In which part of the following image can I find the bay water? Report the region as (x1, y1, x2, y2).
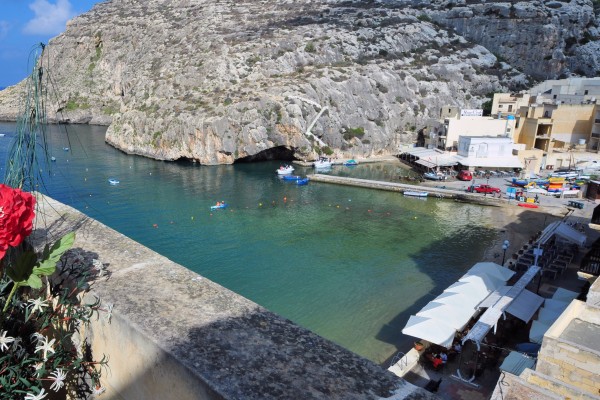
(0, 122, 500, 364)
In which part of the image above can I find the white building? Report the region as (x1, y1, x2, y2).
(456, 136, 523, 170)
(431, 107, 517, 151)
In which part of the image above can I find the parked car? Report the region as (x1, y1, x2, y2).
(467, 184, 501, 194)
(457, 170, 473, 181)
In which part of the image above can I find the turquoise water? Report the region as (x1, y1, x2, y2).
(0, 122, 500, 364)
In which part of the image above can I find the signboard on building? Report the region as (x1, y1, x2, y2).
(460, 109, 484, 117)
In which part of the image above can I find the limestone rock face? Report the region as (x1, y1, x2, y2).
(0, 0, 597, 164)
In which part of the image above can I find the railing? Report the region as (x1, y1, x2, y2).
(389, 352, 408, 369)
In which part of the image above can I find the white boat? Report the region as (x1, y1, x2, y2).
(313, 157, 332, 169)
(276, 165, 294, 175)
(108, 178, 120, 185)
(404, 191, 428, 197)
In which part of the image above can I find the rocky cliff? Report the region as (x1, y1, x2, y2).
(0, 0, 597, 164)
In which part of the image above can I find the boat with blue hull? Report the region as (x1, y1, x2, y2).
(296, 178, 309, 186)
(282, 175, 303, 181)
(404, 191, 428, 197)
(210, 203, 228, 210)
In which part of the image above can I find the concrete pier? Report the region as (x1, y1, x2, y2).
(308, 174, 506, 207)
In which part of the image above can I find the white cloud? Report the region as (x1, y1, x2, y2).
(0, 21, 9, 40)
(23, 0, 75, 35)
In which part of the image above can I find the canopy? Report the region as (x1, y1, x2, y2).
(499, 351, 536, 376)
(552, 288, 579, 302)
(416, 302, 475, 331)
(505, 289, 544, 323)
(401, 315, 456, 348)
(529, 320, 552, 344)
(466, 262, 515, 282)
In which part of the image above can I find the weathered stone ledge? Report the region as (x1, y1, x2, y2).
(33, 194, 437, 399)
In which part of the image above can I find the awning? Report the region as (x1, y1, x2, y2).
(552, 288, 579, 302)
(529, 320, 552, 344)
(505, 289, 544, 323)
(459, 273, 505, 294)
(401, 315, 456, 348)
(499, 351, 536, 376)
(416, 302, 475, 331)
(456, 155, 523, 169)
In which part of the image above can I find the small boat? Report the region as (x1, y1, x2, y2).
(108, 178, 120, 185)
(50, 156, 56, 162)
(423, 172, 447, 181)
(210, 203, 228, 210)
(344, 159, 358, 166)
(314, 157, 332, 169)
(0, 133, 5, 137)
(282, 175, 302, 181)
(518, 203, 539, 208)
(276, 165, 294, 175)
(63, 147, 69, 151)
(296, 178, 309, 186)
(404, 191, 428, 197)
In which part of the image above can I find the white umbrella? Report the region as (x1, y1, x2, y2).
(416, 302, 475, 331)
(467, 262, 515, 282)
(402, 315, 456, 348)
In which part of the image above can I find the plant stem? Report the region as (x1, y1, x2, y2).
(2, 283, 19, 313)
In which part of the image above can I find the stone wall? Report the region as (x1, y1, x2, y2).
(33, 194, 435, 399)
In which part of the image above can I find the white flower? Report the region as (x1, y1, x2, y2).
(31, 332, 45, 344)
(28, 298, 49, 315)
(24, 388, 47, 400)
(33, 362, 45, 377)
(92, 385, 106, 395)
(0, 330, 15, 352)
(103, 304, 114, 323)
(49, 368, 67, 392)
(34, 336, 56, 361)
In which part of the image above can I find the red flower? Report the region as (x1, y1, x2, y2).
(0, 184, 36, 260)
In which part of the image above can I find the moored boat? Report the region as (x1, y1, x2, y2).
(282, 175, 302, 181)
(313, 157, 332, 169)
(344, 159, 358, 166)
(276, 165, 294, 175)
(296, 178, 309, 186)
(108, 178, 120, 185)
(404, 191, 428, 197)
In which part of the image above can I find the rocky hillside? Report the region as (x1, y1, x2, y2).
(0, 0, 597, 164)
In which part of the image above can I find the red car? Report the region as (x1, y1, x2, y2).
(468, 184, 501, 194)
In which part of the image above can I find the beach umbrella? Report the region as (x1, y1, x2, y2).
(402, 315, 456, 348)
(416, 302, 475, 331)
(467, 262, 515, 282)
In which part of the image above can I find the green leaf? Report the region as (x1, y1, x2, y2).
(25, 274, 43, 289)
(5, 250, 37, 282)
(32, 232, 76, 280)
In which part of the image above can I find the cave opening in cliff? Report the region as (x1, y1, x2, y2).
(234, 146, 296, 163)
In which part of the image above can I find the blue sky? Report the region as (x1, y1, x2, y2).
(0, 0, 100, 88)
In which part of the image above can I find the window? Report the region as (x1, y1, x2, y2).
(508, 105, 513, 112)
(585, 90, 589, 95)
(499, 104, 503, 108)
(553, 95, 557, 99)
